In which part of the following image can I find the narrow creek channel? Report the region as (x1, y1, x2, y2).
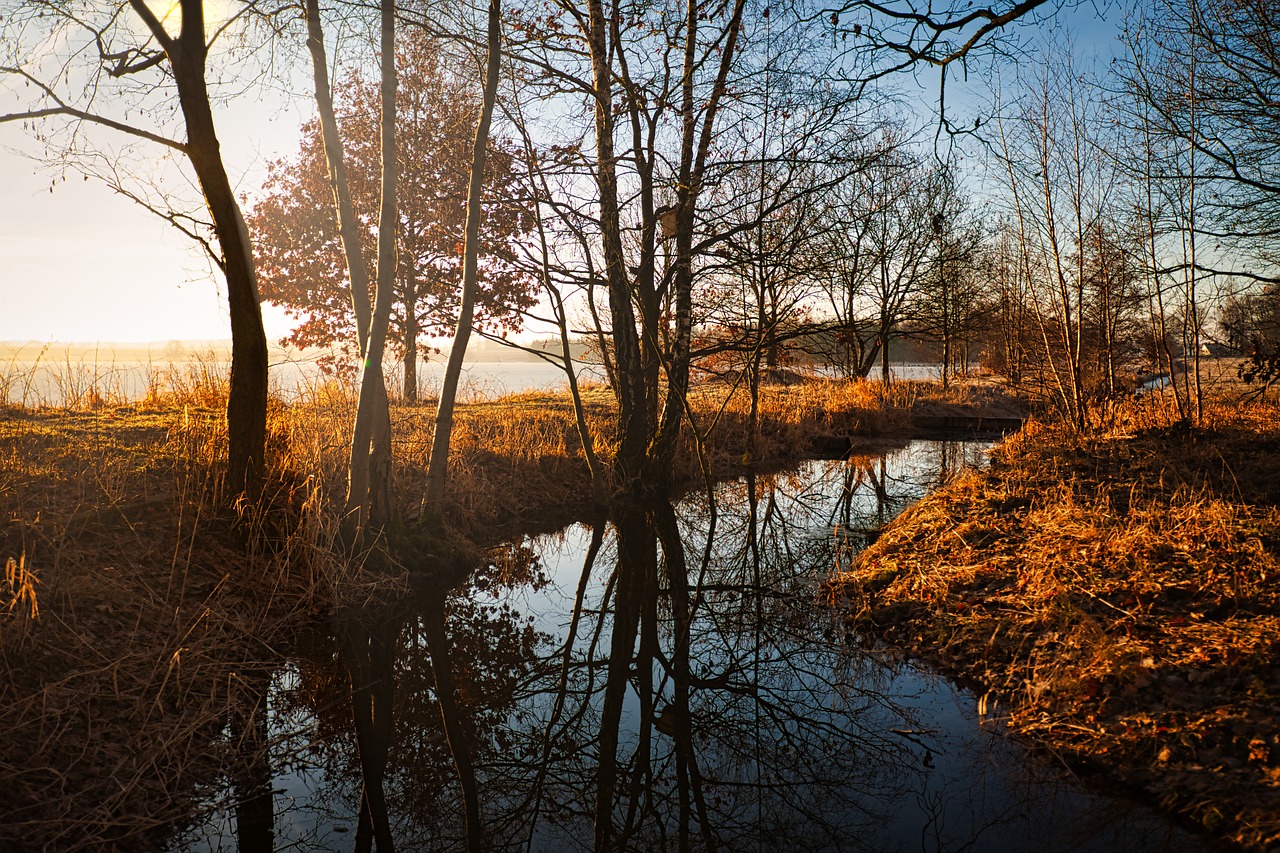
(172, 439, 1216, 852)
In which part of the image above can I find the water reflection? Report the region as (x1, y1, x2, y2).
(174, 440, 1214, 853)
(227, 668, 272, 853)
(341, 615, 396, 852)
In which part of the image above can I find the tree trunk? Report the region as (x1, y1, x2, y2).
(858, 338, 881, 379)
(940, 269, 951, 389)
(403, 267, 419, 404)
(1186, 19, 1204, 424)
(585, 0, 649, 488)
(130, 0, 268, 502)
(344, 0, 397, 535)
(651, 0, 748, 483)
(941, 330, 951, 389)
(423, 0, 501, 512)
(304, 0, 373, 357)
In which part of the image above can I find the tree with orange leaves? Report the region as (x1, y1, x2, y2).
(249, 33, 535, 402)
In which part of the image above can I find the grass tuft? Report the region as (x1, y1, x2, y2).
(3, 552, 38, 622)
(0, 362, 1026, 849)
(830, 395, 1280, 850)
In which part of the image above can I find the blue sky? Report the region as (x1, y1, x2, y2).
(0, 0, 1126, 344)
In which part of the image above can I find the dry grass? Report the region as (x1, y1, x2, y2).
(830, 392, 1280, 850)
(0, 357, 1026, 849)
(0, 372, 359, 850)
(268, 373, 1025, 538)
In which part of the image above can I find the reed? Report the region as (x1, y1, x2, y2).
(0, 358, 359, 850)
(0, 362, 1027, 848)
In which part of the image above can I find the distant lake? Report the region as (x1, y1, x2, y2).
(0, 356, 610, 407)
(273, 359, 611, 402)
(1, 353, 945, 407)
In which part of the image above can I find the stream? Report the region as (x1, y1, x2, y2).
(171, 439, 1216, 853)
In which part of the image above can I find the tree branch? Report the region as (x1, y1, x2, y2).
(0, 68, 187, 153)
(125, 0, 176, 54)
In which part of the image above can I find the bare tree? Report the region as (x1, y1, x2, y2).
(1, 1, 269, 501)
(911, 174, 985, 387)
(1111, 0, 1280, 416)
(824, 140, 950, 382)
(492, 0, 756, 493)
(994, 49, 1125, 429)
(980, 220, 1035, 386)
(424, 0, 504, 513)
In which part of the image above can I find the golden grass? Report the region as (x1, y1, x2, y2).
(262, 373, 1025, 538)
(0, 374, 359, 850)
(3, 553, 38, 621)
(829, 393, 1280, 850)
(0, 357, 1027, 849)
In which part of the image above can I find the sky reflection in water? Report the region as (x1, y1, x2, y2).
(175, 439, 1214, 853)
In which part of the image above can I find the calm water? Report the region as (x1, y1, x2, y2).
(0, 356, 607, 406)
(168, 440, 1214, 853)
(1, 355, 943, 407)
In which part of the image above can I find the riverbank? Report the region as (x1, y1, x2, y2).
(830, 398, 1280, 850)
(385, 375, 1024, 537)
(0, 374, 1024, 849)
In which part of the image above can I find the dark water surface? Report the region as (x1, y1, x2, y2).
(173, 440, 1215, 853)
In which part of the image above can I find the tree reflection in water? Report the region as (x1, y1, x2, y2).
(227, 666, 273, 853)
(183, 440, 1209, 853)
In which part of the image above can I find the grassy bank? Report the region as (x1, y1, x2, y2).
(0, 371, 1021, 850)
(227, 374, 1021, 539)
(0, 408, 323, 849)
(830, 398, 1280, 850)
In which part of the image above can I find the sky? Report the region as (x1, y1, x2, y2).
(0, 1, 1123, 346)
(0, 157, 299, 343)
(0, 55, 309, 344)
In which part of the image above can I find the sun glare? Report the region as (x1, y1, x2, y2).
(127, 1, 246, 42)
